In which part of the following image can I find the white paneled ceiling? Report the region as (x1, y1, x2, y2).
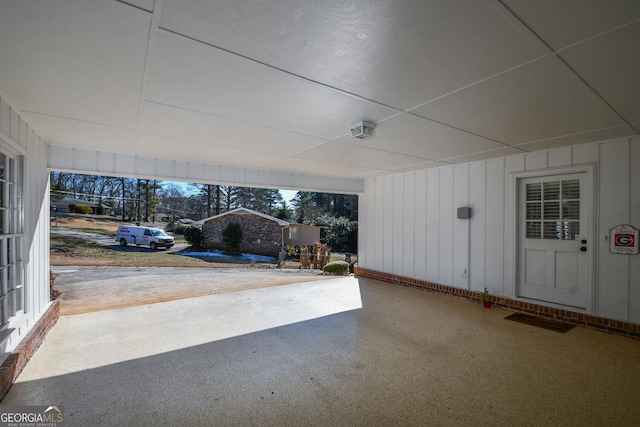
(0, 0, 638, 180)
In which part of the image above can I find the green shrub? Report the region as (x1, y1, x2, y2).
(69, 204, 93, 214)
(222, 222, 242, 253)
(322, 260, 349, 276)
(183, 226, 202, 247)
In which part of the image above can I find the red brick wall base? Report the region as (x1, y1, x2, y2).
(355, 267, 640, 340)
(0, 300, 60, 401)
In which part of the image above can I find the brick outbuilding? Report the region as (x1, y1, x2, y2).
(201, 208, 290, 256)
(200, 208, 322, 256)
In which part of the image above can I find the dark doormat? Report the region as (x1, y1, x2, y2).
(505, 312, 575, 333)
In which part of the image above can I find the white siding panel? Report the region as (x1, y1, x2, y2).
(116, 153, 135, 175)
(358, 190, 368, 270)
(438, 167, 454, 285)
(302, 174, 315, 190)
(173, 160, 189, 181)
(49, 145, 73, 170)
(281, 172, 294, 188)
(504, 155, 524, 298)
(0, 97, 10, 136)
(10, 106, 19, 142)
(137, 156, 156, 177)
(403, 173, 415, 277)
(572, 142, 599, 165)
(484, 159, 505, 293)
(35, 138, 50, 322)
(186, 162, 204, 181)
(25, 128, 34, 160)
(453, 164, 469, 289)
(360, 137, 638, 325)
(49, 145, 365, 194)
(97, 151, 115, 174)
(469, 161, 486, 291)
(157, 158, 174, 177)
(291, 173, 304, 189)
(18, 117, 28, 148)
(204, 165, 220, 182)
(0, 100, 53, 354)
(219, 165, 235, 183)
(426, 169, 440, 282)
(524, 151, 547, 170)
(30, 177, 49, 317)
(233, 168, 246, 184)
(374, 178, 384, 270)
(281, 172, 297, 189)
(597, 140, 630, 320)
(548, 146, 572, 168)
(383, 177, 394, 273)
(414, 169, 427, 280)
(268, 169, 282, 188)
(393, 175, 404, 275)
(75, 149, 97, 172)
(244, 168, 258, 186)
(630, 138, 640, 323)
(173, 160, 191, 181)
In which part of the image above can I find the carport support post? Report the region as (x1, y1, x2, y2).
(278, 247, 287, 268)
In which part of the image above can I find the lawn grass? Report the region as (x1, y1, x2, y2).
(50, 233, 263, 268)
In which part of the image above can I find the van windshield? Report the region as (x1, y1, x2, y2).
(152, 230, 169, 236)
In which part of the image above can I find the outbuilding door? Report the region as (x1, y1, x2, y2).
(517, 172, 592, 309)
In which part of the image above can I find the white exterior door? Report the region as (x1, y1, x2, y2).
(517, 173, 591, 309)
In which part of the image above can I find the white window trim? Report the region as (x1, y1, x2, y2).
(0, 140, 25, 330)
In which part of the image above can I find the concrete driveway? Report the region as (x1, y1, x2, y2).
(5, 277, 640, 426)
(52, 266, 336, 315)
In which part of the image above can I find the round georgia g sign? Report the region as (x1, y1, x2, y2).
(610, 225, 639, 254)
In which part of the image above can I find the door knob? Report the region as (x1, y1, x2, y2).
(581, 239, 587, 244)
(580, 247, 587, 252)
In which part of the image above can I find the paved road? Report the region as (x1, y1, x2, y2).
(52, 266, 335, 315)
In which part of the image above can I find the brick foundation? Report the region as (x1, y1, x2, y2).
(355, 267, 640, 340)
(0, 300, 60, 401)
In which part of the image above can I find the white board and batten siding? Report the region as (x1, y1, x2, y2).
(360, 137, 640, 324)
(0, 95, 51, 354)
(48, 145, 364, 196)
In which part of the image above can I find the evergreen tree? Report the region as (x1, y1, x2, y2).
(222, 222, 242, 253)
(274, 201, 293, 221)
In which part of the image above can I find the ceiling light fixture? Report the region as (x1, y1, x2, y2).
(349, 121, 376, 139)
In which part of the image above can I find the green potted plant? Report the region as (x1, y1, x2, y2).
(480, 287, 491, 308)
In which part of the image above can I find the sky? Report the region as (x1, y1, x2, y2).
(279, 189, 297, 205)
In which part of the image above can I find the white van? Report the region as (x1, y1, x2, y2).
(115, 225, 175, 250)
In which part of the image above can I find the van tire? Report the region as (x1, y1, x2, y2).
(120, 238, 127, 246)
(150, 242, 157, 250)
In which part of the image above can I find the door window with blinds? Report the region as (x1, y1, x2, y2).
(525, 179, 580, 240)
(0, 149, 24, 327)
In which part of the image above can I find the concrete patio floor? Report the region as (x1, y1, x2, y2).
(2, 277, 639, 426)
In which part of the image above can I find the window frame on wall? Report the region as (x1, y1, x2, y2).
(525, 178, 580, 241)
(0, 142, 25, 329)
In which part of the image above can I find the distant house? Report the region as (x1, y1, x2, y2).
(199, 208, 320, 256)
(51, 197, 111, 215)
